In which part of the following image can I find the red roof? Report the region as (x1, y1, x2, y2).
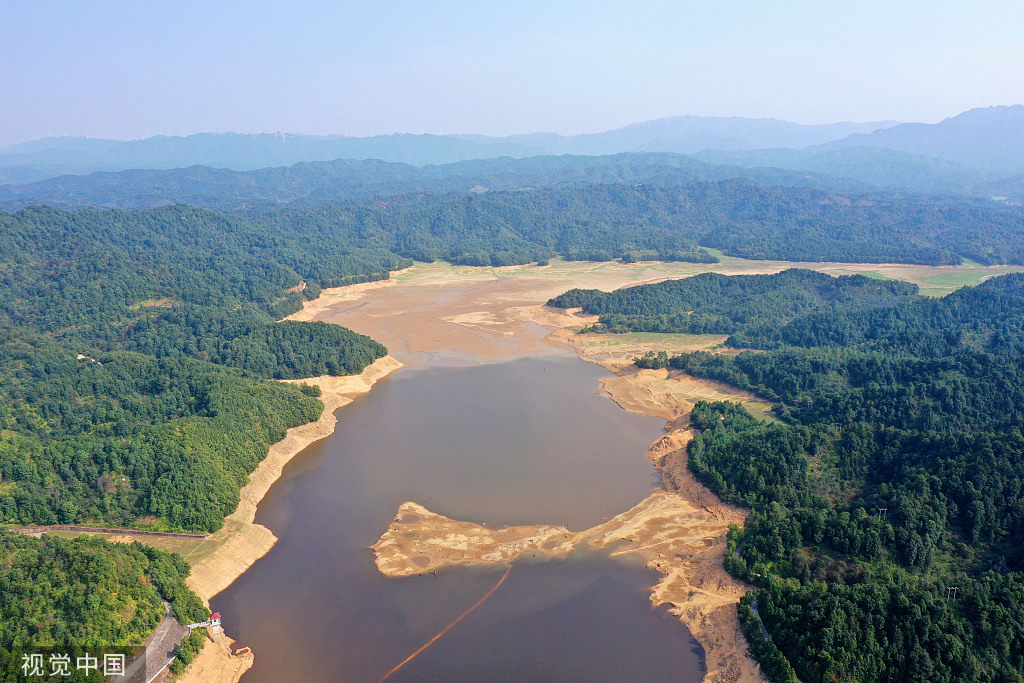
(210, 612, 221, 619)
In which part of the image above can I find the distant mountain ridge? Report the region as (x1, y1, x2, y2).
(818, 105, 1024, 172)
(455, 116, 899, 155)
(0, 115, 899, 184)
(2, 106, 1021, 197)
(685, 106, 1024, 196)
(0, 133, 538, 184)
(0, 152, 871, 211)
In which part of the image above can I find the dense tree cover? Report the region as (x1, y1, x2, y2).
(668, 275, 1024, 433)
(0, 205, 400, 361)
(9, 179, 1024, 282)
(0, 531, 205, 646)
(549, 269, 920, 338)
(0, 331, 323, 531)
(97, 313, 386, 379)
(680, 181, 1024, 266)
(0, 205, 396, 533)
(0, 152, 867, 211)
(270, 181, 1024, 265)
(248, 179, 1024, 266)
(0, 529, 208, 681)
(615, 272, 1024, 682)
(247, 192, 718, 267)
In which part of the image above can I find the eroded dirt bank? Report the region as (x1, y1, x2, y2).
(176, 355, 402, 683)
(372, 424, 762, 683)
(197, 257, 1015, 681)
(293, 262, 784, 682)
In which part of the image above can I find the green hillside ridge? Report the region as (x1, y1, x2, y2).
(548, 269, 922, 340)
(576, 271, 1024, 682)
(0, 205, 392, 533)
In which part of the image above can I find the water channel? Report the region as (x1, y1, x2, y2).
(212, 356, 706, 682)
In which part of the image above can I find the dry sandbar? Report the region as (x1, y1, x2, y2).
(198, 256, 1017, 682)
(372, 425, 762, 683)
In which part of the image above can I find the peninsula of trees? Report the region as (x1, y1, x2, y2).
(550, 271, 1024, 682)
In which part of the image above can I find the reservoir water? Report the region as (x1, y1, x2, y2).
(212, 356, 706, 682)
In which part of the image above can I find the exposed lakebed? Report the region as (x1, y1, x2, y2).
(212, 356, 705, 682)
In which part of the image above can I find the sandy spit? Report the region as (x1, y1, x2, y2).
(565, 335, 767, 683)
(373, 439, 763, 683)
(370, 327, 767, 682)
(177, 354, 402, 682)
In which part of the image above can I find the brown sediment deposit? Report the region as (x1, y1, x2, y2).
(373, 432, 762, 683)
(372, 502, 576, 577)
(175, 632, 254, 683)
(551, 326, 778, 424)
(171, 256, 1019, 680)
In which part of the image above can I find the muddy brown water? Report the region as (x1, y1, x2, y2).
(212, 356, 706, 682)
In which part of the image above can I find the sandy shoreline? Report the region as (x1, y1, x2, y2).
(371, 365, 765, 683)
(176, 354, 402, 683)
(177, 256, 1019, 681)
(258, 262, 778, 683)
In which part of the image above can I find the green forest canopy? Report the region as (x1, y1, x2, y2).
(570, 271, 1024, 682)
(0, 205, 393, 534)
(247, 180, 1024, 266)
(548, 268, 922, 342)
(2, 172, 1024, 665)
(0, 529, 209, 681)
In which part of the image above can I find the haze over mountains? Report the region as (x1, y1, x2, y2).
(0, 105, 1021, 207)
(820, 105, 1024, 171)
(698, 105, 1024, 190)
(0, 114, 901, 183)
(0, 153, 876, 211)
(452, 116, 898, 156)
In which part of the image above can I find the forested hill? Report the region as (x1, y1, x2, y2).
(0, 153, 859, 211)
(6, 176, 1024, 268)
(245, 180, 1024, 266)
(0, 204, 404, 345)
(548, 269, 922, 339)
(0, 204, 395, 534)
(602, 271, 1024, 682)
(248, 180, 1024, 266)
(0, 530, 209, 671)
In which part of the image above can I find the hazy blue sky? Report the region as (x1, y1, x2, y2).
(2, 0, 1022, 145)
